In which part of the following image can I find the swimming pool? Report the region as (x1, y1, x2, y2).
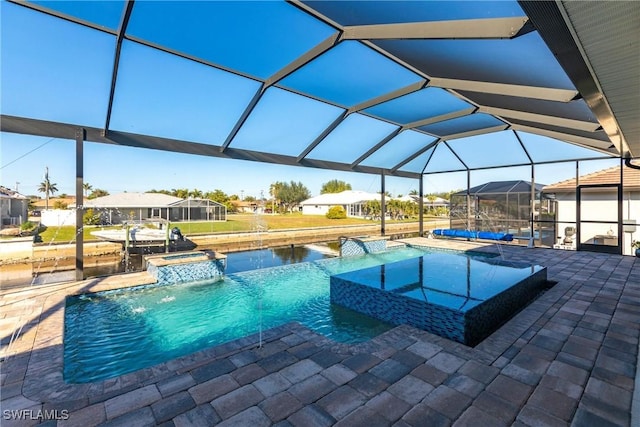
(64, 246, 429, 383)
(331, 253, 547, 345)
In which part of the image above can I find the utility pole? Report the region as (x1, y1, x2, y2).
(44, 166, 50, 210)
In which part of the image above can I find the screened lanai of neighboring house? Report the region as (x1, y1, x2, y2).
(83, 192, 227, 224)
(449, 181, 547, 241)
(1, 1, 638, 277)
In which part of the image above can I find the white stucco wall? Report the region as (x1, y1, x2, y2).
(302, 205, 330, 216)
(555, 190, 640, 256)
(41, 209, 77, 227)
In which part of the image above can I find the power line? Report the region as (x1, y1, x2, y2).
(0, 137, 56, 170)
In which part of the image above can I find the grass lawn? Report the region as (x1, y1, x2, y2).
(36, 213, 429, 243)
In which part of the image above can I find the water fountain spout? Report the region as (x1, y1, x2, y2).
(251, 210, 267, 349)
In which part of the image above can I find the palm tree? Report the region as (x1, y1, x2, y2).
(426, 194, 437, 215)
(172, 188, 189, 199)
(188, 189, 204, 199)
(83, 182, 93, 198)
(269, 181, 285, 213)
(37, 167, 58, 210)
(88, 188, 109, 199)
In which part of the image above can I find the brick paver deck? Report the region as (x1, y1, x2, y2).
(1, 239, 639, 426)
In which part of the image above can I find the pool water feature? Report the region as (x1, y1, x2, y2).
(144, 250, 227, 284)
(330, 252, 547, 346)
(64, 247, 430, 383)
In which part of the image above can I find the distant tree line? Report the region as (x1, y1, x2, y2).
(38, 173, 454, 218)
(146, 188, 238, 212)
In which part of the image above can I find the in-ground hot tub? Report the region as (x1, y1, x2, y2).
(330, 251, 547, 346)
(144, 250, 227, 284)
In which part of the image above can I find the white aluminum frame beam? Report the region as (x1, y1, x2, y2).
(348, 80, 427, 113)
(428, 77, 579, 102)
(264, 32, 341, 87)
(479, 106, 601, 132)
(391, 139, 440, 173)
(511, 124, 617, 155)
(404, 107, 476, 130)
(1, 114, 422, 179)
(440, 124, 509, 141)
(342, 17, 533, 40)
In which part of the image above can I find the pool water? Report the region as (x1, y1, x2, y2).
(330, 253, 546, 345)
(224, 245, 331, 274)
(335, 253, 544, 311)
(64, 247, 429, 383)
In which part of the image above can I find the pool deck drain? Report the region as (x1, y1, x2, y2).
(1, 238, 639, 426)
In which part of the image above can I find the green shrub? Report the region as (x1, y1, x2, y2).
(326, 206, 346, 219)
(19, 221, 45, 236)
(20, 221, 35, 231)
(83, 208, 101, 225)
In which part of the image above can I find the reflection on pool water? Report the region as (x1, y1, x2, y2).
(335, 254, 544, 311)
(223, 245, 331, 274)
(64, 247, 430, 383)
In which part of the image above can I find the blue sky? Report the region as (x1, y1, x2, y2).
(0, 1, 619, 199)
(0, 132, 619, 199)
(0, 132, 451, 198)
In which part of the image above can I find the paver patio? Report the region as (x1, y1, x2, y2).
(1, 238, 639, 426)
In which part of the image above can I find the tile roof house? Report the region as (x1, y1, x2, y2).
(32, 196, 83, 210)
(543, 165, 640, 255)
(543, 165, 640, 192)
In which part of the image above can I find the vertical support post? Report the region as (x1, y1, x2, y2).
(466, 170, 471, 234)
(505, 192, 509, 231)
(124, 223, 130, 266)
(75, 128, 85, 281)
(381, 170, 386, 236)
(165, 221, 170, 253)
(575, 161, 580, 248)
(418, 175, 424, 237)
(529, 164, 535, 248)
(619, 157, 624, 254)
